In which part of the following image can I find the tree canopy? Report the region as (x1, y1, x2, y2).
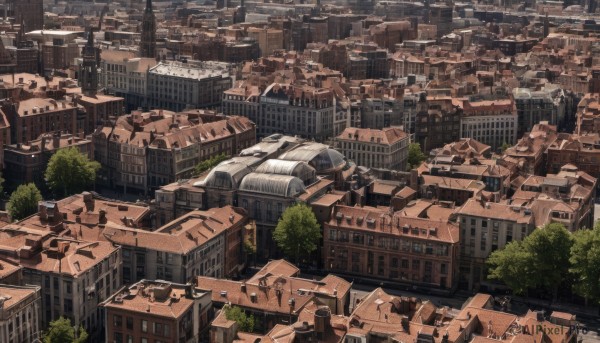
(273, 203, 321, 263)
(524, 223, 573, 298)
(487, 223, 573, 299)
(487, 241, 536, 295)
(194, 153, 229, 175)
(43, 317, 88, 343)
(500, 142, 512, 153)
(224, 305, 255, 333)
(407, 142, 427, 170)
(7, 183, 42, 221)
(45, 148, 100, 198)
(570, 222, 600, 305)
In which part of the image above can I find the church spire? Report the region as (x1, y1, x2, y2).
(80, 27, 99, 97)
(140, 0, 157, 58)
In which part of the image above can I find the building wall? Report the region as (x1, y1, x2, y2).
(460, 114, 518, 151)
(457, 212, 535, 290)
(0, 285, 41, 343)
(23, 248, 121, 340)
(146, 71, 232, 112)
(337, 136, 409, 170)
(323, 223, 459, 290)
(121, 235, 226, 285)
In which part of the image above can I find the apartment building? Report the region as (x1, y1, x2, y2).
(147, 61, 233, 112)
(257, 83, 335, 141)
(103, 206, 249, 284)
(513, 88, 562, 136)
(456, 199, 536, 290)
(504, 122, 558, 175)
(458, 97, 518, 151)
(247, 28, 284, 57)
(323, 205, 460, 292)
(99, 50, 158, 112)
(3, 132, 93, 191)
(101, 280, 212, 343)
(93, 110, 255, 193)
(221, 85, 260, 124)
(76, 94, 125, 133)
(415, 96, 462, 152)
(547, 133, 600, 178)
(2, 98, 83, 144)
(335, 127, 409, 170)
(196, 260, 351, 333)
(7, 232, 121, 339)
(0, 284, 41, 343)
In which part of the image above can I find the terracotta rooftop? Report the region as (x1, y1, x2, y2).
(103, 206, 247, 254)
(337, 127, 408, 146)
(102, 280, 204, 319)
(0, 285, 39, 311)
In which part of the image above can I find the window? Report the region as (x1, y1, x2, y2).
(113, 332, 123, 343)
(114, 315, 122, 327)
(412, 260, 420, 270)
(141, 320, 148, 333)
(153, 322, 163, 335)
(126, 317, 133, 330)
(164, 324, 170, 337)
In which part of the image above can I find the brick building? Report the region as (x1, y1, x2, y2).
(101, 280, 212, 343)
(2, 98, 83, 144)
(323, 205, 460, 292)
(3, 132, 93, 191)
(415, 96, 462, 152)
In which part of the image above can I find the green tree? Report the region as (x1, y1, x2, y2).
(524, 223, 573, 301)
(273, 203, 321, 263)
(407, 142, 427, 170)
(224, 305, 255, 333)
(7, 183, 42, 221)
(500, 142, 511, 153)
(487, 241, 536, 295)
(194, 153, 229, 175)
(45, 148, 100, 197)
(570, 223, 600, 305)
(487, 223, 573, 299)
(43, 317, 88, 343)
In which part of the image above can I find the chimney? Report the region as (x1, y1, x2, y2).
(52, 133, 60, 149)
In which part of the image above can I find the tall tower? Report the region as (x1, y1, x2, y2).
(140, 0, 157, 58)
(80, 29, 99, 97)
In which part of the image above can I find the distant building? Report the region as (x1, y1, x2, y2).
(335, 127, 409, 170)
(146, 61, 233, 112)
(100, 51, 157, 112)
(415, 96, 461, 152)
(458, 97, 518, 151)
(7, 0, 43, 32)
(101, 280, 212, 343)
